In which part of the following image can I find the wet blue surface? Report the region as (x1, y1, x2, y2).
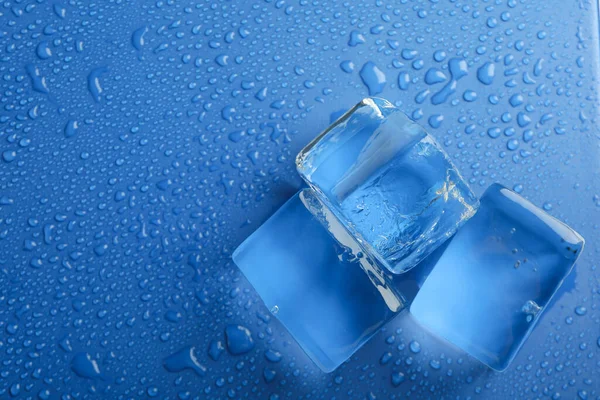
(0, 0, 599, 399)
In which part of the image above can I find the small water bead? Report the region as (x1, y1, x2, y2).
(163, 346, 207, 376)
(401, 48, 418, 60)
(2, 150, 16, 163)
(264, 349, 282, 362)
(412, 59, 424, 70)
(360, 62, 386, 95)
(225, 325, 255, 355)
(415, 89, 430, 104)
(507, 139, 519, 151)
(463, 90, 477, 102)
(428, 114, 444, 129)
(263, 368, 276, 383)
(398, 71, 410, 90)
(132, 26, 149, 50)
(517, 112, 532, 127)
(348, 30, 366, 46)
(71, 353, 103, 379)
(513, 184, 524, 193)
(387, 39, 400, 50)
(409, 340, 421, 354)
(36, 41, 52, 59)
(477, 62, 495, 85)
(391, 371, 405, 386)
(340, 60, 355, 73)
(10, 383, 20, 397)
(208, 340, 225, 361)
(433, 50, 447, 62)
(370, 25, 384, 34)
(509, 94, 524, 107)
(380, 351, 393, 365)
(574, 306, 587, 316)
(412, 108, 423, 120)
(488, 127, 501, 139)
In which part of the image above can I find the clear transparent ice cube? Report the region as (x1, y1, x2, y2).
(296, 97, 478, 274)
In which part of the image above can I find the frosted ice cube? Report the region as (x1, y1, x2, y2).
(410, 183, 585, 371)
(233, 189, 405, 372)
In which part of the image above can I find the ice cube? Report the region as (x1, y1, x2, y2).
(296, 97, 479, 274)
(233, 189, 405, 372)
(410, 183, 585, 371)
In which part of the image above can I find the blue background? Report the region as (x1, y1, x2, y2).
(0, 0, 599, 399)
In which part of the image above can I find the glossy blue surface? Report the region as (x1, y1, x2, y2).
(0, 0, 599, 399)
(411, 183, 584, 371)
(234, 189, 404, 372)
(297, 98, 478, 274)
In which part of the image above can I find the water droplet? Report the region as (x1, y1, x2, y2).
(424, 68, 447, 85)
(163, 346, 207, 376)
(348, 30, 366, 47)
(26, 64, 49, 94)
(208, 339, 225, 361)
(132, 26, 149, 50)
(431, 58, 467, 105)
(391, 371, 405, 386)
(71, 353, 103, 379)
(225, 324, 255, 355)
(398, 71, 410, 91)
(477, 62, 495, 85)
(340, 60, 355, 73)
(36, 41, 52, 60)
(574, 306, 587, 316)
(88, 67, 108, 102)
(409, 340, 421, 353)
(428, 114, 444, 129)
(463, 90, 477, 102)
(360, 62, 386, 95)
